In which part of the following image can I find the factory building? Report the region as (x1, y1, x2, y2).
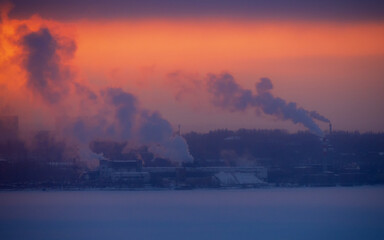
(213, 172, 267, 187)
(99, 159, 150, 184)
(95, 157, 269, 188)
(144, 166, 268, 188)
(189, 167, 268, 187)
(186, 166, 268, 180)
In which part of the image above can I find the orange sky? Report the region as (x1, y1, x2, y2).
(71, 20, 384, 132)
(1, 7, 384, 133)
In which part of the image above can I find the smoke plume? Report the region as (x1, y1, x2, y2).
(4, 22, 193, 164)
(63, 87, 193, 163)
(206, 73, 329, 136)
(22, 28, 75, 104)
(170, 72, 329, 136)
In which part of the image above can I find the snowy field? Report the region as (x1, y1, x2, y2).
(0, 187, 384, 240)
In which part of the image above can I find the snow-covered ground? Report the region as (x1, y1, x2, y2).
(0, 187, 383, 240)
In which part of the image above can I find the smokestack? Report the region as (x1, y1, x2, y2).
(178, 124, 181, 136)
(329, 123, 332, 135)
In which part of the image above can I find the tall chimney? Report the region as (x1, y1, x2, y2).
(329, 123, 332, 135)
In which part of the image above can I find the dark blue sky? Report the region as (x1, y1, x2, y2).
(5, 0, 384, 22)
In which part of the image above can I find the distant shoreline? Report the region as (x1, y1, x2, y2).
(1, 184, 383, 192)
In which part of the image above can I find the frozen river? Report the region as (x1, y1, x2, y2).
(1, 187, 384, 240)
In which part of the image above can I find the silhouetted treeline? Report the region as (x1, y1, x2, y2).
(329, 131, 384, 153)
(183, 129, 384, 185)
(184, 129, 319, 166)
(184, 129, 384, 169)
(328, 131, 384, 173)
(1, 128, 384, 187)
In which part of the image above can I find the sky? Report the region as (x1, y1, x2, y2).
(1, 0, 384, 138)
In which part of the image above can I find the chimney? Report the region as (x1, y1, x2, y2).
(329, 123, 332, 135)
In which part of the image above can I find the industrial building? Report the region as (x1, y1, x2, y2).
(99, 159, 150, 184)
(96, 159, 268, 188)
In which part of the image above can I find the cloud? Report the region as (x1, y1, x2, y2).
(102, 87, 138, 138)
(21, 28, 75, 104)
(63, 87, 193, 163)
(2, 20, 193, 163)
(207, 73, 253, 112)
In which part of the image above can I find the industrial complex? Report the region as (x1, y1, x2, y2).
(1, 115, 384, 190)
(83, 159, 268, 189)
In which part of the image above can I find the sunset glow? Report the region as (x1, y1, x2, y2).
(1, 1, 384, 135)
(1, 2, 384, 238)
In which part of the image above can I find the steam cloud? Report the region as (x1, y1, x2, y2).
(19, 27, 193, 163)
(4, 14, 328, 164)
(168, 72, 329, 136)
(22, 28, 75, 104)
(206, 73, 329, 136)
